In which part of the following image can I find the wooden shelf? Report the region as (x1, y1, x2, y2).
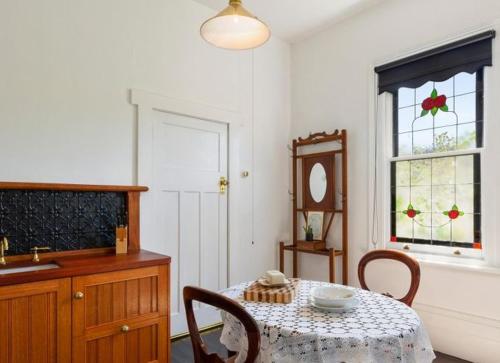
(282, 244, 343, 257)
(296, 208, 343, 213)
(0, 181, 148, 192)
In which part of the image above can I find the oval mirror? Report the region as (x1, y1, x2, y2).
(309, 163, 327, 203)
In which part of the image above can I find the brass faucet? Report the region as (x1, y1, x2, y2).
(0, 237, 9, 265)
(31, 246, 51, 262)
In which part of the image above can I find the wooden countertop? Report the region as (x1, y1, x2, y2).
(0, 250, 171, 287)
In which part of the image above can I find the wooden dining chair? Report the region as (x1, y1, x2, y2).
(358, 249, 421, 307)
(183, 286, 261, 363)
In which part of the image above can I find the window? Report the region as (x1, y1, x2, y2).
(375, 31, 495, 257)
(391, 74, 482, 250)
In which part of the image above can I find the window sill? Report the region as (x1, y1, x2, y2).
(407, 252, 500, 275)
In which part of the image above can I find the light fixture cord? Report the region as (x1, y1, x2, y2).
(251, 49, 255, 246)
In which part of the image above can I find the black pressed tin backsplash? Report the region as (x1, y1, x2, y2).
(0, 190, 127, 255)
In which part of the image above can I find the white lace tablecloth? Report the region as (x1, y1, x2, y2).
(219, 280, 435, 363)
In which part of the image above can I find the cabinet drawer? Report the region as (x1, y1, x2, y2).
(72, 266, 168, 336)
(73, 316, 168, 363)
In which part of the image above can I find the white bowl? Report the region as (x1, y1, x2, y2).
(310, 286, 356, 307)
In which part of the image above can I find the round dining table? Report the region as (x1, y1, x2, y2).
(219, 280, 435, 363)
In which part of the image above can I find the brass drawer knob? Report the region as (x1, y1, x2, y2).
(74, 291, 84, 300)
(121, 325, 130, 333)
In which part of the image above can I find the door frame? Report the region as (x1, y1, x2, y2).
(131, 88, 247, 290)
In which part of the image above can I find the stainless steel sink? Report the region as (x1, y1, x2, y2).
(0, 263, 60, 275)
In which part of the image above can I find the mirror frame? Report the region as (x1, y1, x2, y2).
(303, 155, 335, 210)
(309, 163, 328, 203)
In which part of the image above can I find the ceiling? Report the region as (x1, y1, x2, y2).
(193, 0, 383, 43)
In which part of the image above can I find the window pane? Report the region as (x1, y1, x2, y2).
(413, 111, 433, 131)
(396, 161, 410, 186)
(432, 185, 454, 214)
(396, 186, 410, 211)
(414, 213, 431, 240)
(395, 212, 412, 238)
(434, 109, 457, 128)
(398, 106, 415, 133)
(451, 214, 474, 243)
(413, 129, 434, 154)
(412, 186, 431, 212)
(415, 81, 434, 105)
(398, 87, 414, 108)
(391, 154, 479, 247)
(455, 155, 473, 184)
(398, 132, 412, 156)
(432, 157, 454, 185)
(454, 72, 476, 95)
(410, 159, 431, 186)
(434, 126, 457, 152)
(456, 184, 474, 213)
(432, 212, 452, 243)
(455, 93, 476, 123)
(457, 122, 476, 150)
(395, 72, 479, 157)
(434, 77, 453, 96)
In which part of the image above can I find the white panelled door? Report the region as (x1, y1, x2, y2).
(152, 111, 228, 336)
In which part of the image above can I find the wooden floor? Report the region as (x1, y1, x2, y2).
(171, 328, 471, 363)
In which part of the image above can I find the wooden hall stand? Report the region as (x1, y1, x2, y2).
(279, 130, 348, 284)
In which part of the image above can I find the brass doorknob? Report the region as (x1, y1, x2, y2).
(219, 176, 229, 194)
(74, 291, 84, 300)
(121, 325, 130, 333)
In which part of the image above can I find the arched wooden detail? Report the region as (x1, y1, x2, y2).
(183, 286, 261, 363)
(358, 249, 421, 307)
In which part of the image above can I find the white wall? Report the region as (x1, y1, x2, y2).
(0, 0, 290, 285)
(291, 0, 500, 361)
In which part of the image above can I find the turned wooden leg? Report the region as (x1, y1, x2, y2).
(329, 248, 335, 283)
(293, 247, 298, 278)
(279, 241, 285, 273)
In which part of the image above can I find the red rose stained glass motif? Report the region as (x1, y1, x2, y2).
(443, 204, 464, 220)
(402, 203, 421, 219)
(421, 89, 448, 116)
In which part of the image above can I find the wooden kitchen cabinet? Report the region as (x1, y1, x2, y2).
(0, 278, 72, 363)
(72, 265, 170, 363)
(0, 250, 171, 363)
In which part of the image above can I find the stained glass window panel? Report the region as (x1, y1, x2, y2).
(391, 155, 480, 248)
(394, 71, 483, 157)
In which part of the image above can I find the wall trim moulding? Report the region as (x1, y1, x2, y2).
(131, 89, 247, 126)
(414, 302, 500, 329)
(130, 88, 247, 287)
(415, 302, 500, 361)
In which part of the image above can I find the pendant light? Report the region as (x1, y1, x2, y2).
(200, 0, 270, 50)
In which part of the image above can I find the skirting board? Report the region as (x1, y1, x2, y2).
(415, 303, 500, 363)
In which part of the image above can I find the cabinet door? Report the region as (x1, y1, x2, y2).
(73, 317, 168, 363)
(72, 265, 170, 363)
(0, 278, 71, 363)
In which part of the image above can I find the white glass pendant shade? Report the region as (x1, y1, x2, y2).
(200, 0, 270, 50)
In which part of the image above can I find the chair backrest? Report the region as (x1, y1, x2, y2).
(183, 286, 261, 363)
(358, 249, 420, 307)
